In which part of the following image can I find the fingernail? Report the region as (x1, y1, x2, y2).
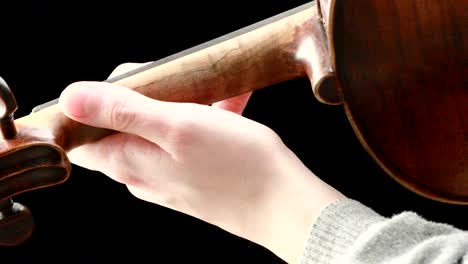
(60, 83, 98, 119)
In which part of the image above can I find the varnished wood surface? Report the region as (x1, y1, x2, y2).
(15, 3, 324, 152)
(0, 79, 70, 246)
(1, 2, 334, 246)
(330, 0, 467, 203)
(0, 199, 34, 246)
(16, 0, 464, 204)
(0, 1, 466, 262)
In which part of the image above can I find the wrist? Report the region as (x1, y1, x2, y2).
(244, 145, 345, 263)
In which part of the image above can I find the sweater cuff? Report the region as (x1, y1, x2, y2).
(300, 198, 385, 264)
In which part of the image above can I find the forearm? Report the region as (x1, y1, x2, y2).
(241, 142, 468, 264)
(301, 199, 468, 264)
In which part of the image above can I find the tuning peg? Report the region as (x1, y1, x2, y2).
(0, 77, 71, 246)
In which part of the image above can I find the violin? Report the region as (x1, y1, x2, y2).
(0, 0, 466, 246)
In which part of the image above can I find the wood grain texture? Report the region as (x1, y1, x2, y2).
(330, 0, 467, 204)
(0, 0, 466, 247)
(0, 2, 333, 245)
(14, 3, 327, 152)
(0, 79, 71, 246)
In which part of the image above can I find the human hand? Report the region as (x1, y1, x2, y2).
(59, 63, 345, 263)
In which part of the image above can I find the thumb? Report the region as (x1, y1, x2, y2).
(59, 81, 172, 147)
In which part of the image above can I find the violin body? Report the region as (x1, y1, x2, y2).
(0, 0, 466, 246)
(330, 0, 467, 204)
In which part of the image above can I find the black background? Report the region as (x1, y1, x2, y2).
(0, 1, 466, 263)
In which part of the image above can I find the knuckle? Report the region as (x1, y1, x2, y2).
(106, 141, 143, 186)
(106, 158, 139, 186)
(167, 116, 200, 146)
(265, 129, 284, 148)
(250, 124, 284, 150)
(163, 105, 203, 145)
(108, 100, 136, 131)
(110, 171, 140, 186)
(259, 124, 281, 143)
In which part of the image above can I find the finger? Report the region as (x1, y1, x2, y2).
(108, 62, 152, 79)
(67, 132, 135, 171)
(59, 81, 178, 151)
(212, 92, 252, 115)
(69, 132, 163, 186)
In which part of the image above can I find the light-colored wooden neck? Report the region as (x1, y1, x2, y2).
(15, 1, 336, 152)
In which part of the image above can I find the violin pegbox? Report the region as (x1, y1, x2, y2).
(0, 77, 71, 246)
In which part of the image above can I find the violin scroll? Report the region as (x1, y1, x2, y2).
(0, 77, 71, 246)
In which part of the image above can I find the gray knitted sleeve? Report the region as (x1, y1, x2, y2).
(300, 199, 468, 264)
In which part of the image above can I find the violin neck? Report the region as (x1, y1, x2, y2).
(108, 2, 315, 103)
(17, 1, 332, 151)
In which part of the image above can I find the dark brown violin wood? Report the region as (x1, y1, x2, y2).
(12, 0, 468, 205)
(330, 0, 467, 204)
(1, 2, 336, 246)
(0, 3, 338, 245)
(0, 77, 71, 246)
(0, 2, 465, 247)
(0, 198, 34, 246)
